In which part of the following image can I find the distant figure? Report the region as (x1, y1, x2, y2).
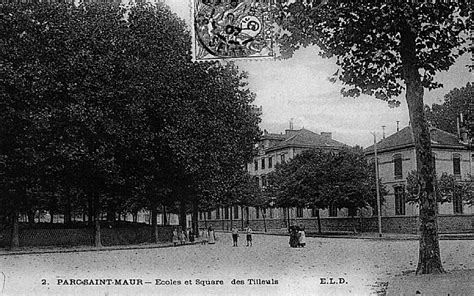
(298, 225, 306, 247)
(289, 225, 299, 248)
(232, 226, 239, 247)
(246, 225, 253, 247)
(208, 225, 216, 244)
(200, 228, 208, 245)
(179, 229, 186, 245)
(172, 228, 179, 247)
(189, 228, 195, 243)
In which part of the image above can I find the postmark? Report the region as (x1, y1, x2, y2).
(191, 0, 280, 61)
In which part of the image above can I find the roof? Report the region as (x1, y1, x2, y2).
(365, 126, 466, 154)
(264, 129, 346, 152)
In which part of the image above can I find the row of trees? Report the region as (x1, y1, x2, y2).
(1, 3, 261, 247)
(267, 147, 385, 233)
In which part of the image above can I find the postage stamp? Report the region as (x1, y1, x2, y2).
(191, 0, 279, 61)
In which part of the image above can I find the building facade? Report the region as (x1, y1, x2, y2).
(364, 126, 473, 233)
(199, 126, 473, 234)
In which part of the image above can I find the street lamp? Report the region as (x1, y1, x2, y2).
(371, 132, 383, 237)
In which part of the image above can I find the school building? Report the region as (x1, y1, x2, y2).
(198, 126, 473, 234)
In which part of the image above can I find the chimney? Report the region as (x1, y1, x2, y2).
(382, 126, 386, 139)
(396, 121, 400, 132)
(289, 118, 294, 131)
(321, 132, 332, 139)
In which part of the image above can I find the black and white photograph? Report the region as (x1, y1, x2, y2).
(1, 0, 473, 295)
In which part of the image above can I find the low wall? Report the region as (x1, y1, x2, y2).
(199, 214, 473, 234)
(0, 224, 174, 248)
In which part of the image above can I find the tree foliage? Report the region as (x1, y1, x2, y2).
(425, 83, 473, 135)
(269, 147, 384, 212)
(1, 2, 260, 245)
(406, 171, 474, 205)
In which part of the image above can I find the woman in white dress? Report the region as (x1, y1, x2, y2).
(208, 226, 216, 244)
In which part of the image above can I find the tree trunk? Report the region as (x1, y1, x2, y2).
(107, 208, 116, 222)
(87, 197, 94, 226)
(240, 205, 244, 230)
(94, 197, 102, 248)
(27, 210, 35, 227)
(316, 209, 322, 234)
(133, 211, 138, 223)
(50, 211, 54, 224)
(162, 206, 167, 225)
(179, 200, 187, 232)
(151, 207, 158, 243)
(262, 209, 267, 232)
(192, 201, 199, 238)
(400, 24, 444, 274)
(64, 191, 72, 225)
(10, 212, 19, 249)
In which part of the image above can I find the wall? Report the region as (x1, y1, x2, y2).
(0, 225, 174, 248)
(198, 215, 474, 234)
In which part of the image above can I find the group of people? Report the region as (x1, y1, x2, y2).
(231, 225, 253, 247)
(173, 224, 306, 248)
(289, 224, 306, 248)
(172, 226, 217, 246)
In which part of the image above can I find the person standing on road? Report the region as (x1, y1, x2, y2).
(232, 226, 239, 247)
(298, 225, 306, 248)
(172, 228, 179, 247)
(246, 225, 253, 247)
(208, 225, 216, 244)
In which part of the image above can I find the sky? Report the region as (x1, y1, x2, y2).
(165, 0, 473, 147)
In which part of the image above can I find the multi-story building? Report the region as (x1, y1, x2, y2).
(364, 126, 473, 233)
(198, 127, 350, 231)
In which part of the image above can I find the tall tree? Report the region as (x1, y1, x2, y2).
(277, 0, 470, 274)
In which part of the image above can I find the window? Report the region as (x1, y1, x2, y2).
(311, 207, 318, 217)
(199, 212, 203, 220)
(281, 154, 286, 163)
(453, 155, 461, 175)
(453, 192, 463, 214)
(224, 207, 229, 219)
(233, 205, 239, 219)
(296, 207, 303, 218)
(268, 157, 273, 168)
(261, 175, 267, 187)
(394, 154, 403, 178)
(394, 186, 406, 215)
(329, 204, 337, 217)
(256, 206, 260, 219)
(215, 208, 220, 219)
(261, 158, 265, 169)
(207, 211, 212, 220)
(254, 160, 258, 171)
(269, 208, 274, 218)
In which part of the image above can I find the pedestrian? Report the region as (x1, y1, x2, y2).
(189, 228, 195, 243)
(289, 225, 298, 248)
(179, 229, 186, 245)
(208, 225, 216, 244)
(199, 228, 207, 245)
(246, 225, 253, 247)
(232, 226, 239, 247)
(172, 228, 179, 247)
(298, 225, 306, 248)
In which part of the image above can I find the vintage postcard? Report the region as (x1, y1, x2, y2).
(1, 0, 473, 295)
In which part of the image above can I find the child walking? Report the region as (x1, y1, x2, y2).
(246, 225, 253, 247)
(231, 226, 239, 247)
